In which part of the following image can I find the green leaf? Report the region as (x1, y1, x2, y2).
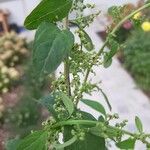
(64, 130, 105, 150)
(81, 99, 106, 117)
(103, 54, 112, 68)
(116, 138, 136, 150)
(5, 139, 20, 150)
(135, 116, 143, 133)
(70, 21, 94, 51)
(100, 88, 112, 111)
(39, 94, 57, 119)
(63, 111, 106, 150)
(108, 6, 123, 23)
(59, 92, 74, 116)
(79, 110, 96, 121)
(103, 37, 119, 68)
(24, 0, 73, 30)
(54, 136, 77, 149)
(108, 37, 119, 56)
(80, 29, 94, 51)
(33, 22, 74, 77)
(17, 130, 47, 150)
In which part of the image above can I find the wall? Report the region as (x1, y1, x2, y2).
(0, 0, 139, 26)
(0, 0, 39, 26)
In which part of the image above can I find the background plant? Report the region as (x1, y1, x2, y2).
(5, 0, 150, 150)
(0, 31, 29, 95)
(107, 0, 150, 44)
(124, 29, 150, 92)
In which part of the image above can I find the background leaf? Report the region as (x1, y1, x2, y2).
(5, 139, 20, 150)
(59, 92, 74, 116)
(103, 55, 112, 68)
(24, 0, 73, 29)
(103, 37, 119, 68)
(33, 22, 74, 77)
(81, 99, 106, 117)
(80, 29, 94, 51)
(17, 130, 47, 150)
(39, 94, 57, 119)
(135, 116, 143, 133)
(70, 21, 94, 51)
(116, 138, 136, 150)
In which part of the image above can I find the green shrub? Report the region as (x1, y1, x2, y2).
(124, 30, 150, 91)
(4, 95, 41, 137)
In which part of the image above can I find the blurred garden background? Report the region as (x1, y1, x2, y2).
(0, 0, 150, 149)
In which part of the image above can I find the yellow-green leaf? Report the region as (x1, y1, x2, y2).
(17, 130, 47, 150)
(135, 116, 143, 133)
(59, 92, 74, 116)
(81, 99, 106, 117)
(116, 138, 136, 150)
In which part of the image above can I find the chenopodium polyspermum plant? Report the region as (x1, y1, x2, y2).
(5, 0, 150, 150)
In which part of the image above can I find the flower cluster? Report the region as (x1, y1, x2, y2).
(0, 31, 29, 95)
(133, 12, 150, 31)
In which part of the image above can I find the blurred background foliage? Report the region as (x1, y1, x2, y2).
(106, 0, 150, 95)
(124, 30, 150, 92)
(0, 0, 149, 148)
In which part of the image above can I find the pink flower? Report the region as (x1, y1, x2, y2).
(123, 21, 132, 30)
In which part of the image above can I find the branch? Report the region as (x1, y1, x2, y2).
(77, 3, 150, 102)
(64, 17, 71, 96)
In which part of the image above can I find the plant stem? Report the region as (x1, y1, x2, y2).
(52, 119, 134, 137)
(77, 3, 150, 102)
(64, 17, 71, 96)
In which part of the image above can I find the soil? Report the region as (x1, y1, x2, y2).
(0, 86, 23, 150)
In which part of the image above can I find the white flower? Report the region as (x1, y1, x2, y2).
(0, 50, 13, 60)
(8, 68, 19, 79)
(2, 88, 8, 94)
(20, 48, 28, 55)
(3, 40, 13, 49)
(4, 78, 9, 84)
(1, 66, 8, 74)
(13, 56, 19, 62)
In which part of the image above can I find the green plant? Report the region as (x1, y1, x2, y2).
(5, 1, 150, 150)
(124, 29, 150, 91)
(4, 95, 41, 137)
(107, 0, 150, 44)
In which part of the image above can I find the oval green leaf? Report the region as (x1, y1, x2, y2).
(17, 130, 47, 150)
(135, 116, 143, 133)
(116, 138, 136, 150)
(81, 99, 106, 117)
(64, 127, 106, 150)
(39, 94, 58, 119)
(24, 0, 73, 30)
(80, 29, 94, 51)
(59, 92, 74, 116)
(33, 22, 74, 77)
